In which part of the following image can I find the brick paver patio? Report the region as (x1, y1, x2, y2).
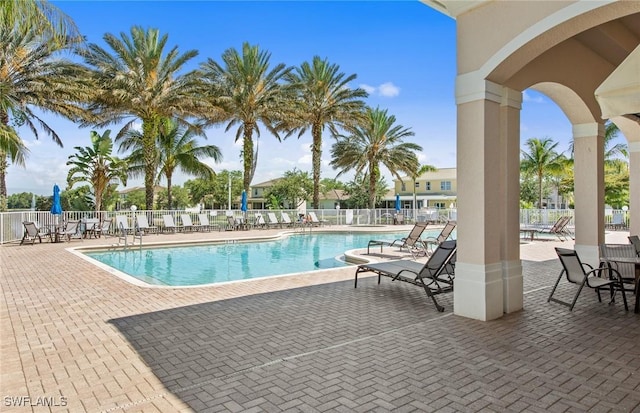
(1, 227, 638, 412)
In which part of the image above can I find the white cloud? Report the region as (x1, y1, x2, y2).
(359, 82, 400, 98)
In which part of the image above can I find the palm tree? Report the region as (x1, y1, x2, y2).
(199, 42, 292, 194)
(0, 21, 88, 210)
(82, 26, 210, 210)
(1, 0, 81, 41)
(66, 130, 128, 214)
(520, 137, 565, 208)
(330, 107, 422, 209)
(283, 56, 368, 208)
(120, 119, 222, 210)
(408, 164, 437, 211)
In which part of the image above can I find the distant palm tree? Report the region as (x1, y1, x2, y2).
(82, 26, 209, 210)
(520, 137, 565, 208)
(1, 0, 81, 41)
(284, 56, 367, 208)
(199, 42, 292, 194)
(120, 119, 222, 210)
(407, 164, 437, 211)
(66, 130, 128, 214)
(0, 18, 88, 209)
(330, 107, 422, 209)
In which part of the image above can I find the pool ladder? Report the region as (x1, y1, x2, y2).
(109, 223, 142, 250)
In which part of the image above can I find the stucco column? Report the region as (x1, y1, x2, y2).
(630, 142, 640, 236)
(500, 88, 523, 313)
(453, 78, 505, 321)
(573, 122, 605, 267)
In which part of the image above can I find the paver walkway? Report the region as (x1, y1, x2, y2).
(1, 227, 638, 412)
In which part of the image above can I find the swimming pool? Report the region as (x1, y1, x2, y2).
(83, 230, 445, 287)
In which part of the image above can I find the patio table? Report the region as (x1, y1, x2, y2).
(603, 256, 640, 314)
(520, 226, 539, 241)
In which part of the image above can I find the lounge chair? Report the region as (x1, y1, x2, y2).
(629, 235, 640, 256)
(162, 215, 180, 233)
(136, 214, 158, 235)
(280, 212, 296, 228)
(21, 221, 44, 245)
(267, 212, 281, 228)
(253, 213, 267, 229)
(355, 240, 457, 312)
(58, 220, 81, 242)
(307, 211, 327, 226)
(93, 218, 112, 238)
(226, 216, 237, 231)
(538, 216, 571, 241)
(599, 243, 637, 293)
(180, 214, 201, 232)
(82, 218, 100, 238)
(423, 221, 456, 254)
(548, 247, 627, 311)
(367, 222, 429, 259)
(115, 215, 133, 234)
(198, 213, 214, 232)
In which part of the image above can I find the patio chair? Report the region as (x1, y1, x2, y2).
(254, 213, 267, 229)
(33, 221, 52, 240)
(267, 212, 281, 228)
(367, 222, 429, 259)
(308, 211, 327, 226)
(280, 212, 296, 228)
(58, 220, 81, 242)
(423, 221, 457, 254)
(599, 243, 637, 293)
(21, 221, 43, 245)
(629, 235, 640, 256)
(355, 240, 458, 312)
(548, 247, 627, 311)
(180, 214, 201, 232)
(135, 214, 158, 235)
(115, 215, 133, 234)
(538, 216, 571, 241)
(163, 215, 180, 233)
(198, 213, 215, 232)
(82, 218, 100, 239)
(93, 218, 112, 238)
(226, 215, 237, 231)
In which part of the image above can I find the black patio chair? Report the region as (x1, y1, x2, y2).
(629, 235, 640, 256)
(549, 247, 627, 311)
(355, 240, 457, 312)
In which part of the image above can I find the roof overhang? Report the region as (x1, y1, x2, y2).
(595, 43, 640, 121)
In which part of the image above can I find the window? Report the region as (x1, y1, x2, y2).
(253, 189, 258, 196)
(415, 182, 420, 188)
(425, 182, 431, 191)
(401, 183, 406, 191)
(434, 202, 445, 209)
(440, 181, 451, 191)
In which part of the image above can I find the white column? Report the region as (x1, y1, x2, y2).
(500, 88, 523, 313)
(453, 78, 505, 321)
(629, 142, 640, 236)
(573, 122, 605, 267)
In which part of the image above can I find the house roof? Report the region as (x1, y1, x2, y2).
(398, 167, 457, 181)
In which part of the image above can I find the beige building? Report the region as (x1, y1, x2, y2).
(393, 167, 457, 209)
(422, 1, 640, 321)
(249, 179, 348, 210)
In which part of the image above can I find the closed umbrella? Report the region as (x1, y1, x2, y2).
(395, 194, 401, 212)
(51, 184, 63, 217)
(241, 190, 247, 212)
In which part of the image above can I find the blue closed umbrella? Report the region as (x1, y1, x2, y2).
(241, 190, 248, 212)
(395, 194, 401, 212)
(50, 184, 63, 215)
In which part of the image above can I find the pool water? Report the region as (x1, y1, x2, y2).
(84, 231, 445, 286)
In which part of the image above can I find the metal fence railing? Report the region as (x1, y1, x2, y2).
(0, 208, 630, 245)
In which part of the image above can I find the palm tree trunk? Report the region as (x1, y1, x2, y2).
(142, 118, 159, 210)
(311, 123, 322, 209)
(242, 124, 254, 193)
(0, 153, 7, 211)
(166, 175, 173, 210)
(538, 172, 543, 209)
(369, 163, 378, 209)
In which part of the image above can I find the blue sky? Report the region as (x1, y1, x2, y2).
(10, 1, 576, 196)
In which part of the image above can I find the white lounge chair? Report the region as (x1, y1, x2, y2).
(198, 213, 214, 232)
(135, 214, 158, 235)
(254, 213, 267, 229)
(21, 221, 44, 245)
(307, 211, 327, 226)
(267, 212, 281, 228)
(180, 214, 202, 232)
(58, 220, 81, 242)
(163, 215, 180, 233)
(280, 212, 295, 228)
(93, 218, 112, 238)
(115, 215, 132, 234)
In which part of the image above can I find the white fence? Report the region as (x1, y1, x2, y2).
(0, 208, 629, 245)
